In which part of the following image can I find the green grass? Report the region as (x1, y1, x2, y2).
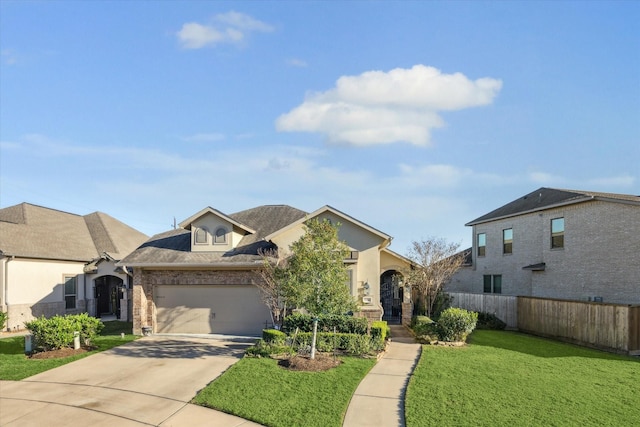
(193, 356, 376, 427)
(405, 330, 640, 427)
(0, 321, 138, 380)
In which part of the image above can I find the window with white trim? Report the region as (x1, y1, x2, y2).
(214, 227, 227, 244)
(194, 227, 208, 244)
(64, 276, 77, 310)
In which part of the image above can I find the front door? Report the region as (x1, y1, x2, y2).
(95, 275, 123, 317)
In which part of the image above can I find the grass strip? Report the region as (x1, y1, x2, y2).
(0, 321, 138, 380)
(193, 356, 376, 427)
(405, 330, 640, 427)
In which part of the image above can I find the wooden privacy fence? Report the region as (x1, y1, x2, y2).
(518, 297, 640, 356)
(447, 292, 640, 355)
(448, 292, 518, 329)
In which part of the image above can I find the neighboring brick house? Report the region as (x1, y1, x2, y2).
(0, 203, 148, 331)
(446, 188, 640, 304)
(119, 204, 412, 336)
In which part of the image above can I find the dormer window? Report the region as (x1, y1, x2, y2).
(214, 227, 227, 244)
(194, 227, 208, 244)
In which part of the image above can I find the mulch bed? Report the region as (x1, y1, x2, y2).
(278, 353, 342, 371)
(28, 346, 93, 359)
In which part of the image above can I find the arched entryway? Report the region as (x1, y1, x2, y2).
(94, 275, 124, 318)
(380, 270, 404, 324)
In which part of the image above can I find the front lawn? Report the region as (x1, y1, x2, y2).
(405, 330, 640, 426)
(0, 321, 138, 380)
(193, 355, 376, 427)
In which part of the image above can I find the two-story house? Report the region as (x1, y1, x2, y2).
(446, 188, 640, 304)
(119, 204, 412, 336)
(0, 203, 148, 331)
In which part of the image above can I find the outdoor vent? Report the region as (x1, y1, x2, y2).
(588, 296, 604, 303)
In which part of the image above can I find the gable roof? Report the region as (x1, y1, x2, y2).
(178, 206, 256, 234)
(264, 205, 392, 247)
(119, 205, 308, 267)
(0, 203, 148, 262)
(466, 187, 640, 226)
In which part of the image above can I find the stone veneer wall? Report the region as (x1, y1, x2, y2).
(132, 268, 263, 335)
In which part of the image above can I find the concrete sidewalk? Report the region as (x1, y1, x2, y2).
(342, 324, 421, 427)
(0, 335, 262, 426)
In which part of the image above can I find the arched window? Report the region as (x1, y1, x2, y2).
(214, 227, 227, 244)
(194, 227, 208, 244)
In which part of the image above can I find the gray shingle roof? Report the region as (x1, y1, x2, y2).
(467, 187, 640, 226)
(0, 203, 148, 262)
(120, 205, 308, 267)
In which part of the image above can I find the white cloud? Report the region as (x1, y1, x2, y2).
(181, 133, 225, 142)
(276, 65, 502, 146)
(286, 58, 308, 67)
(1, 49, 18, 65)
(176, 11, 274, 49)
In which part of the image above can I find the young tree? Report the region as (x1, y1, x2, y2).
(405, 237, 464, 318)
(255, 247, 289, 328)
(283, 218, 357, 359)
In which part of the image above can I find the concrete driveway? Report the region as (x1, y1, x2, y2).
(0, 335, 262, 426)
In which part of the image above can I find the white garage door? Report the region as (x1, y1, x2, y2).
(155, 285, 271, 336)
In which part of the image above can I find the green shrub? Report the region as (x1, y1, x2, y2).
(0, 311, 7, 330)
(431, 291, 453, 320)
(476, 312, 507, 330)
(262, 328, 287, 345)
(436, 308, 478, 342)
(246, 340, 294, 357)
(25, 314, 104, 351)
(411, 316, 438, 339)
(370, 321, 389, 351)
(282, 313, 368, 335)
(292, 332, 374, 355)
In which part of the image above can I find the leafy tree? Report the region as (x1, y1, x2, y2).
(282, 218, 357, 359)
(405, 237, 464, 318)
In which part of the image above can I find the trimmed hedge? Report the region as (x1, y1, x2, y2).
(293, 332, 375, 355)
(25, 313, 104, 351)
(410, 316, 438, 340)
(262, 328, 287, 345)
(436, 308, 478, 342)
(282, 313, 368, 335)
(0, 311, 7, 330)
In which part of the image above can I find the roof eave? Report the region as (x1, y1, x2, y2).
(465, 196, 593, 226)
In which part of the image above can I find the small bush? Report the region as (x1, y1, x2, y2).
(25, 314, 104, 351)
(246, 340, 294, 357)
(436, 308, 478, 342)
(282, 313, 368, 335)
(370, 321, 389, 351)
(293, 332, 374, 355)
(0, 311, 7, 330)
(262, 328, 287, 345)
(476, 312, 507, 330)
(411, 316, 438, 340)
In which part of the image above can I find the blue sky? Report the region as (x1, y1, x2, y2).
(1, 1, 638, 254)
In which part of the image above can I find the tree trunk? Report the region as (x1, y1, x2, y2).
(310, 317, 318, 359)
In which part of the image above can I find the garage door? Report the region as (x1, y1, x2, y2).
(155, 285, 271, 336)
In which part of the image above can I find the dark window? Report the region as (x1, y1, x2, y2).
(194, 227, 208, 244)
(64, 276, 77, 309)
(477, 233, 486, 257)
(483, 275, 502, 294)
(551, 217, 564, 249)
(503, 228, 513, 254)
(214, 227, 227, 244)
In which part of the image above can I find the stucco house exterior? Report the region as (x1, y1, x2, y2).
(120, 204, 412, 336)
(0, 203, 148, 331)
(446, 188, 640, 304)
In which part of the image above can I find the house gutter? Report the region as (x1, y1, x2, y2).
(1, 254, 14, 312)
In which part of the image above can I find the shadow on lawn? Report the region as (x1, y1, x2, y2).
(108, 337, 252, 359)
(467, 330, 639, 361)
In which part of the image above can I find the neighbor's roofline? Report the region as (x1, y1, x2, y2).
(116, 261, 264, 269)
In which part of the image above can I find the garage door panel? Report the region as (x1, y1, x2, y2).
(155, 285, 270, 336)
